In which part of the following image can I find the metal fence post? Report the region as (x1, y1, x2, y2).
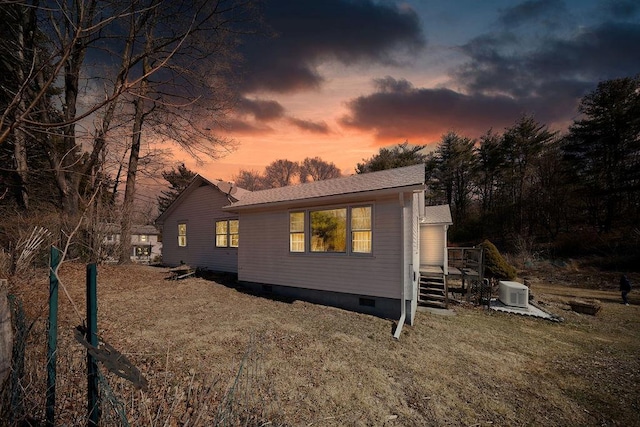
(86, 263, 100, 426)
(46, 246, 60, 427)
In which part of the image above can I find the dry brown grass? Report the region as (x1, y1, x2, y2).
(6, 262, 640, 426)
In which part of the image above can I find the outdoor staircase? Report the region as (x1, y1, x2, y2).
(418, 273, 448, 309)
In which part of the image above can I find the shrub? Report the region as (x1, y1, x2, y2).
(480, 240, 517, 280)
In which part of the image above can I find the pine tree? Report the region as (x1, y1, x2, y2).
(157, 164, 197, 214)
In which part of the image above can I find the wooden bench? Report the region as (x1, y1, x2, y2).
(168, 265, 195, 280)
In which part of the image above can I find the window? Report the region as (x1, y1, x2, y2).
(139, 234, 148, 243)
(229, 220, 239, 248)
(351, 206, 372, 253)
(216, 221, 228, 247)
(135, 246, 150, 257)
(289, 212, 305, 252)
(290, 205, 372, 254)
(216, 219, 239, 248)
(178, 223, 187, 247)
(311, 208, 347, 252)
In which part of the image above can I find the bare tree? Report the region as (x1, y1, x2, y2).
(1, 0, 252, 222)
(116, 0, 250, 263)
(263, 159, 299, 188)
(233, 169, 265, 191)
(299, 157, 341, 182)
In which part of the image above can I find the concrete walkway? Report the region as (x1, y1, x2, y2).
(489, 299, 561, 321)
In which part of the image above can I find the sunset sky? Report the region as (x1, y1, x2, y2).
(178, 0, 640, 182)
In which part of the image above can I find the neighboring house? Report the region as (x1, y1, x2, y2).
(155, 175, 250, 273)
(156, 164, 452, 333)
(100, 223, 162, 263)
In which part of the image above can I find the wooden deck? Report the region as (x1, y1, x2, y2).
(419, 247, 485, 306)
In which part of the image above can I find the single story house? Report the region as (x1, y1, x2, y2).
(155, 175, 249, 272)
(100, 223, 162, 263)
(157, 164, 451, 334)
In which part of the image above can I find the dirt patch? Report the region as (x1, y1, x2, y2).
(6, 262, 640, 426)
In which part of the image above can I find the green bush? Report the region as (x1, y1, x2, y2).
(480, 240, 517, 280)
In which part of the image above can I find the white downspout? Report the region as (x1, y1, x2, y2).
(393, 192, 406, 339)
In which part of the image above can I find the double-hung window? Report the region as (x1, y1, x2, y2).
(216, 219, 239, 248)
(178, 223, 187, 247)
(351, 206, 372, 253)
(289, 212, 305, 252)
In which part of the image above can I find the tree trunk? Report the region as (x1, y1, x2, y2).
(119, 53, 150, 263)
(0, 285, 12, 388)
(11, 4, 33, 210)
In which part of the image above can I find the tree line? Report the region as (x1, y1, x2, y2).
(358, 76, 639, 262)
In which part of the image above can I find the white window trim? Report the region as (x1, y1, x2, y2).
(215, 219, 239, 248)
(288, 204, 373, 256)
(178, 222, 187, 247)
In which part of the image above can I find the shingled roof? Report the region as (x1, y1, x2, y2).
(156, 174, 250, 224)
(422, 205, 453, 225)
(225, 164, 425, 210)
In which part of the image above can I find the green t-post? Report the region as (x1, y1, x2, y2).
(86, 263, 100, 426)
(46, 246, 60, 427)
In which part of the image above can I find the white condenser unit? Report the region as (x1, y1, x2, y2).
(498, 281, 529, 308)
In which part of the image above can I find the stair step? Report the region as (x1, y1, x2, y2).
(419, 300, 448, 309)
(420, 279, 444, 285)
(419, 293, 446, 301)
(420, 287, 445, 294)
(420, 283, 445, 289)
(420, 283, 444, 290)
(418, 272, 449, 308)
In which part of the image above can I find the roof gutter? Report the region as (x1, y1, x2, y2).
(223, 184, 425, 213)
(393, 191, 406, 340)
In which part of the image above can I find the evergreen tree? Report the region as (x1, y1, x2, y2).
(356, 142, 427, 173)
(426, 132, 476, 224)
(499, 115, 556, 235)
(157, 164, 197, 214)
(563, 76, 640, 232)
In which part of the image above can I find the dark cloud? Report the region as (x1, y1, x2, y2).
(236, 98, 285, 121)
(340, 77, 535, 141)
(456, 21, 640, 98)
(342, 4, 640, 143)
(601, 0, 640, 19)
(288, 117, 330, 134)
(238, 0, 425, 94)
(219, 118, 273, 135)
(497, 0, 569, 29)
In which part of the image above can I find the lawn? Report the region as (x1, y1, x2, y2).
(8, 262, 640, 426)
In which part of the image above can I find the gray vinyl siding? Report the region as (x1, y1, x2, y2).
(237, 194, 403, 299)
(161, 185, 238, 272)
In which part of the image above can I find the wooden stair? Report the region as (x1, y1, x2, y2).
(418, 273, 448, 309)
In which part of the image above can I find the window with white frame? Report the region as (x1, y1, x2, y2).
(178, 223, 187, 247)
(290, 205, 372, 254)
(289, 212, 305, 252)
(216, 219, 239, 248)
(351, 206, 372, 253)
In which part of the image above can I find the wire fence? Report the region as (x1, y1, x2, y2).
(2, 291, 277, 426)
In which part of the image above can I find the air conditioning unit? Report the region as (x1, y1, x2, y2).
(498, 281, 529, 308)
